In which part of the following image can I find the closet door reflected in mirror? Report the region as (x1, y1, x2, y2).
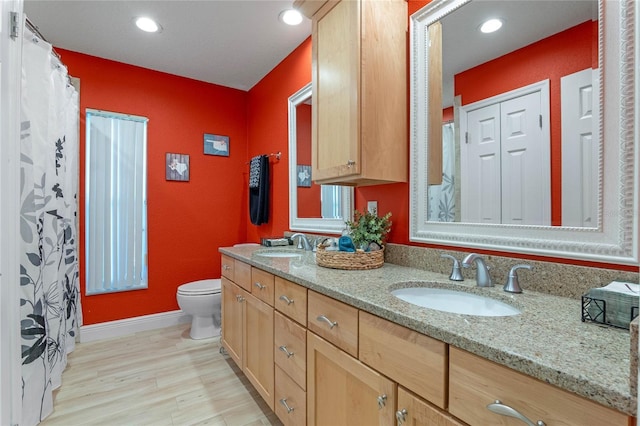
(288, 83, 353, 233)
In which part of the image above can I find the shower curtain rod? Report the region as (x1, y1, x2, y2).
(25, 16, 62, 60)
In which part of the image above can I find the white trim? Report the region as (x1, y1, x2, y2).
(409, 0, 638, 265)
(0, 2, 24, 425)
(79, 310, 191, 343)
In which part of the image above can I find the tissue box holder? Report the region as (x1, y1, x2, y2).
(582, 289, 639, 329)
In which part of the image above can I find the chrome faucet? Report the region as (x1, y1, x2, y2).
(440, 254, 464, 281)
(461, 253, 493, 287)
(503, 264, 533, 293)
(290, 233, 313, 251)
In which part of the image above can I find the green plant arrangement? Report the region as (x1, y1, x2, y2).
(346, 209, 392, 250)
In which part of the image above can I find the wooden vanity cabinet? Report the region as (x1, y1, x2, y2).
(449, 347, 631, 426)
(221, 262, 275, 410)
(307, 0, 408, 186)
(307, 331, 397, 425)
(221, 277, 246, 368)
(359, 311, 448, 409)
(397, 387, 465, 426)
(274, 278, 309, 425)
(307, 290, 358, 357)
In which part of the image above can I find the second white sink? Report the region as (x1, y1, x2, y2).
(391, 287, 521, 317)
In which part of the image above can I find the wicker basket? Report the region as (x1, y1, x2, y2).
(316, 245, 385, 270)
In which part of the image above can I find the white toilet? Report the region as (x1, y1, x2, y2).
(176, 278, 221, 340)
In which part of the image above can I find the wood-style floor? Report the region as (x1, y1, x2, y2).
(40, 324, 282, 426)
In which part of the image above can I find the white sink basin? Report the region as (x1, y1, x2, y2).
(391, 287, 520, 317)
(255, 251, 302, 258)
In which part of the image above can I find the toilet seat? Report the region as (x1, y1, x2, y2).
(177, 279, 221, 296)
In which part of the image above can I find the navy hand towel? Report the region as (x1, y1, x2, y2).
(249, 155, 269, 225)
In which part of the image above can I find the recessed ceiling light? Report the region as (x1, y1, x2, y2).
(135, 17, 162, 33)
(480, 18, 503, 34)
(279, 9, 303, 26)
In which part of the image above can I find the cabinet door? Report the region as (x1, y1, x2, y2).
(397, 387, 465, 426)
(312, 0, 361, 182)
(307, 331, 396, 426)
(244, 293, 275, 410)
(221, 277, 245, 369)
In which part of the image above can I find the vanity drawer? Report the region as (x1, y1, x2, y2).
(234, 260, 252, 291)
(274, 312, 307, 389)
(275, 365, 306, 426)
(449, 347, 631, 426)
(359, 311, 447, 409)
(307, 290, 358, 357)
(274, 277, 307, 326)
(251, 267, 275, 306)
(221, 254, 235, 281)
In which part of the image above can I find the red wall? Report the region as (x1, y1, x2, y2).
(455, 21, 597, 225)
(59, 49, 249, 324)
(245, 38, 313, 242)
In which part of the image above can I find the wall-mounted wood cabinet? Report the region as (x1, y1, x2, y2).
(296, 0, 408, 186)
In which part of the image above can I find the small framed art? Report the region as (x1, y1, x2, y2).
(297, 165, 311, 187)
(166, 153, 190, 181)
(204, 133, 230, 156)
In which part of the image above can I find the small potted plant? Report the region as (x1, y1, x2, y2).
(346, 209, 392, 251)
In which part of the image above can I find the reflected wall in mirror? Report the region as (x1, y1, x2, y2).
(410, 0, 638, 264)
(289, 83, 353, 233)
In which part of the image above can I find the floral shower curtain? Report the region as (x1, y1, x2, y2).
(428, 122, 456, 221)
(19, 24, 81, 426)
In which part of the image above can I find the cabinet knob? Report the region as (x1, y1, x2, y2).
(396, 408, 407, 425)
(235, 295, 244, 303)
(222, 264, 230, 270)
(279, 398, 295, 414)
(279, 295, 294, 305)
(377, 394, 387, 409)
(487, 400, 546, 426)
(346, 160, 356, 167)
(316, 314, 338, 329)
(254, 282, 266, 290)
(279, 345, 295, 358)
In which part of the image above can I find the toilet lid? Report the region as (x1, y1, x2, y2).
(178, 279, 221, 296)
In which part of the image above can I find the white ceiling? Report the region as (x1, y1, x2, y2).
(23, 0, 312, 91)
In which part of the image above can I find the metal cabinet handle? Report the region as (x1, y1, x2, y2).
(487, 400, 546, 426)
(254, 282, 266, 290)
(316, 314, 338, 329)
(279, 345, 294, 358)
(279, 295, 294, 305)
(396, 408, 407, 425)
(346, 160, 356, 167)
(222, 264, 230, 270)
(235, 295, 244, 302)
(377, 394, 387, 409)
(279, 398, 295, 414)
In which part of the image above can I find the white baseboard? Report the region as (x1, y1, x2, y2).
(79, 310, 191, 343)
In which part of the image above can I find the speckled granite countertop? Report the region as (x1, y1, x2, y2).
(219, 246, 636, 416)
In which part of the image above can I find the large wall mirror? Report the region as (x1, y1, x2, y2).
(289, 83, 353, 233)
(410, 0, 638, 264)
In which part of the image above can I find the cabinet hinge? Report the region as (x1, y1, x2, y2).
(10, 11, 20, 40)
(539, 114, 542, 128)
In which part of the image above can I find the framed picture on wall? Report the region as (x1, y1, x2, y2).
(297, 165, 311, 187)
(166, 153, 190, 181)
(204, 133, 230, 156)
